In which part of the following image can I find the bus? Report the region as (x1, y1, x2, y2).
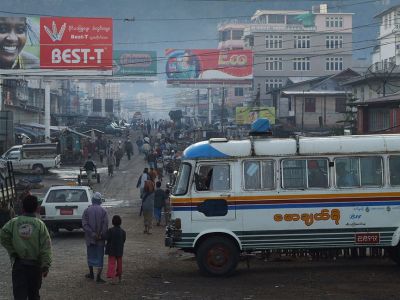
(165, 119, 400, 276)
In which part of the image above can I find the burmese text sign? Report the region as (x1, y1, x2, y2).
(40, 17, 113, 69)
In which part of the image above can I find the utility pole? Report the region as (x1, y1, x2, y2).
(207, 87, 212, 125)
(196, 89, 200, 123)
(0, 78, 3, 112)
(221, 87, 225, 134)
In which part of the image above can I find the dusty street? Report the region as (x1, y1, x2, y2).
(2, 148, 400, 300)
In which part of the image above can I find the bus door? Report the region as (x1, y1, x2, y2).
(191, 162, 236, 221)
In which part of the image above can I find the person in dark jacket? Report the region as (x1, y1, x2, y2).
(105, 215, 126, 284)
(154, 181, 167, 226)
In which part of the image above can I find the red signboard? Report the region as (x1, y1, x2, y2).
(165, 49, 252, 83)
(40, 17, 113, 69)
(355, 233, 380, 244)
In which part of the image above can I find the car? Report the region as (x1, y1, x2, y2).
(1, 143, 61, 174)
(104, 124, 123, 136)
(39, 185, 94, 233)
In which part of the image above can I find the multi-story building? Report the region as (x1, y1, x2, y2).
(372, 4, 400, 70)
(243, 4, 353, 106)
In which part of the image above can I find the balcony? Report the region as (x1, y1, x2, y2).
(244, 23, 316, 35)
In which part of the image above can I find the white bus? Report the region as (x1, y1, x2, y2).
(165, 122, 400, 276)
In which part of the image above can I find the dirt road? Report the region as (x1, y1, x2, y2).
(2, 146, 400, 299)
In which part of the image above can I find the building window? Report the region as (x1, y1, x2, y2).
(268, 14, 285, 24)
(266, 79, 283, 92)
(305, 98, 316, 112)
(234, 87, 244, 97)
(266, 35, 282, 49)
(326, 35, 343, 49)
(294, 35, 310, 48)
(293, 57, 310, 71)
(326, 57, 343, 71)
(232, 30, 243, 40)
(368, 109, 390, 132)
(266, 57, 283, 71)
(335, 98, 346, 113)
(326, 16, 343, 28)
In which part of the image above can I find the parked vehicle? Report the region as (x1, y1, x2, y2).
(0, 143, 61, 175)
(166, 119, 400, 276)
(39, 185, 94, 232)
(105, 124, 123, 136)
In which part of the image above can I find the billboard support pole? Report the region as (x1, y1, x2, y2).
(0, 78, 3, 112)
(221, 87, 225, 134)
(196, 89, 200, 122)
(101, 81, 106, 117)
(44, 81, 51, 142)
(207, 87, 212, 125)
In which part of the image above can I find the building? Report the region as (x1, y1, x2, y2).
(372, 4, 400, 70)
(279, 69, 358, 132)
(356, 93, 400, 134)
(243, 4, 353, 107)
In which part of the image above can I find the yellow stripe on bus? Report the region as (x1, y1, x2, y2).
(170, 192, 400, 204)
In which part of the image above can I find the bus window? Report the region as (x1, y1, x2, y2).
(196, 164, 230, 191)
(307, 159, 329, 188)
(282, 160, 307, 189)
(261, 160, 275, 189)
(360, 157, 383, 186)
(389, 156, 400, 186)
(172, 163, 192, 196)
(244, 161, 261, 189)
(335, 158, 359, 188)
(335, 157, 383, 188)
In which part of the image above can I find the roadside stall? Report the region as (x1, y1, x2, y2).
(56, 129, 91, 164)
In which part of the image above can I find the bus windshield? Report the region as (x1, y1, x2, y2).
(173, 163, 192, 196)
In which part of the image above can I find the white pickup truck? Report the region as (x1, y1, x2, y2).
(0, 143, 61, 175)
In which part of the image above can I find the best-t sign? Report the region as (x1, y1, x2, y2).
(40, 17, 113, 69)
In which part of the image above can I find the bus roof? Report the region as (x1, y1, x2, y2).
(182, 134, 400, 160)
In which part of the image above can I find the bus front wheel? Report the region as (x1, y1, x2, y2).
(196, 236, 239, 276)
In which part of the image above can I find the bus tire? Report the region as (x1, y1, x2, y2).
(196, 236, 239, 277)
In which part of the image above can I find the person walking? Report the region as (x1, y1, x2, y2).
(0, 195, 52, 300)
(154, 181, 167, 226)
(107, 149, 116, 177)
(124, 139, 134, 160)
(82, 192, 109, 283)
(115, 145, 123, 170)
(105, 215, 126, 284)
(142, 180, 155, 234)
(137, 168, 149, 216)
(83, 155, 97, 187)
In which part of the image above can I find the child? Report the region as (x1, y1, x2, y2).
(105, 215, 126, 284)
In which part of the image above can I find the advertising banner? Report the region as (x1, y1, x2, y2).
(113, 50, 157, 76)
(236, 107, 276, 125)
(40, 17, 113, 69)
(0, 16, 113, 71)
(165, 49, 252, 84)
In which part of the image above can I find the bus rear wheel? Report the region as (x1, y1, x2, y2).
(196, 236, 239, 276)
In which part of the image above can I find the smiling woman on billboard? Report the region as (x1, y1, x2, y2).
(0, 17, 39, 69)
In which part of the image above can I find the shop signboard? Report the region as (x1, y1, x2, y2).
(235, 107, 276, 125)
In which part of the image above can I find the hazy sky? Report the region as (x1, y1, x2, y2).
(2, 0, 399, 117)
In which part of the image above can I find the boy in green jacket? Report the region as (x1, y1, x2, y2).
(0, 195, 52, 299)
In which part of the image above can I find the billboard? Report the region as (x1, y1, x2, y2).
(113, 51, 157, 76)
(236, 107, 276, 125)
(0, 16, 112, 70)
(165, 49, 252, 84)
(40, 17, 113, 69)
